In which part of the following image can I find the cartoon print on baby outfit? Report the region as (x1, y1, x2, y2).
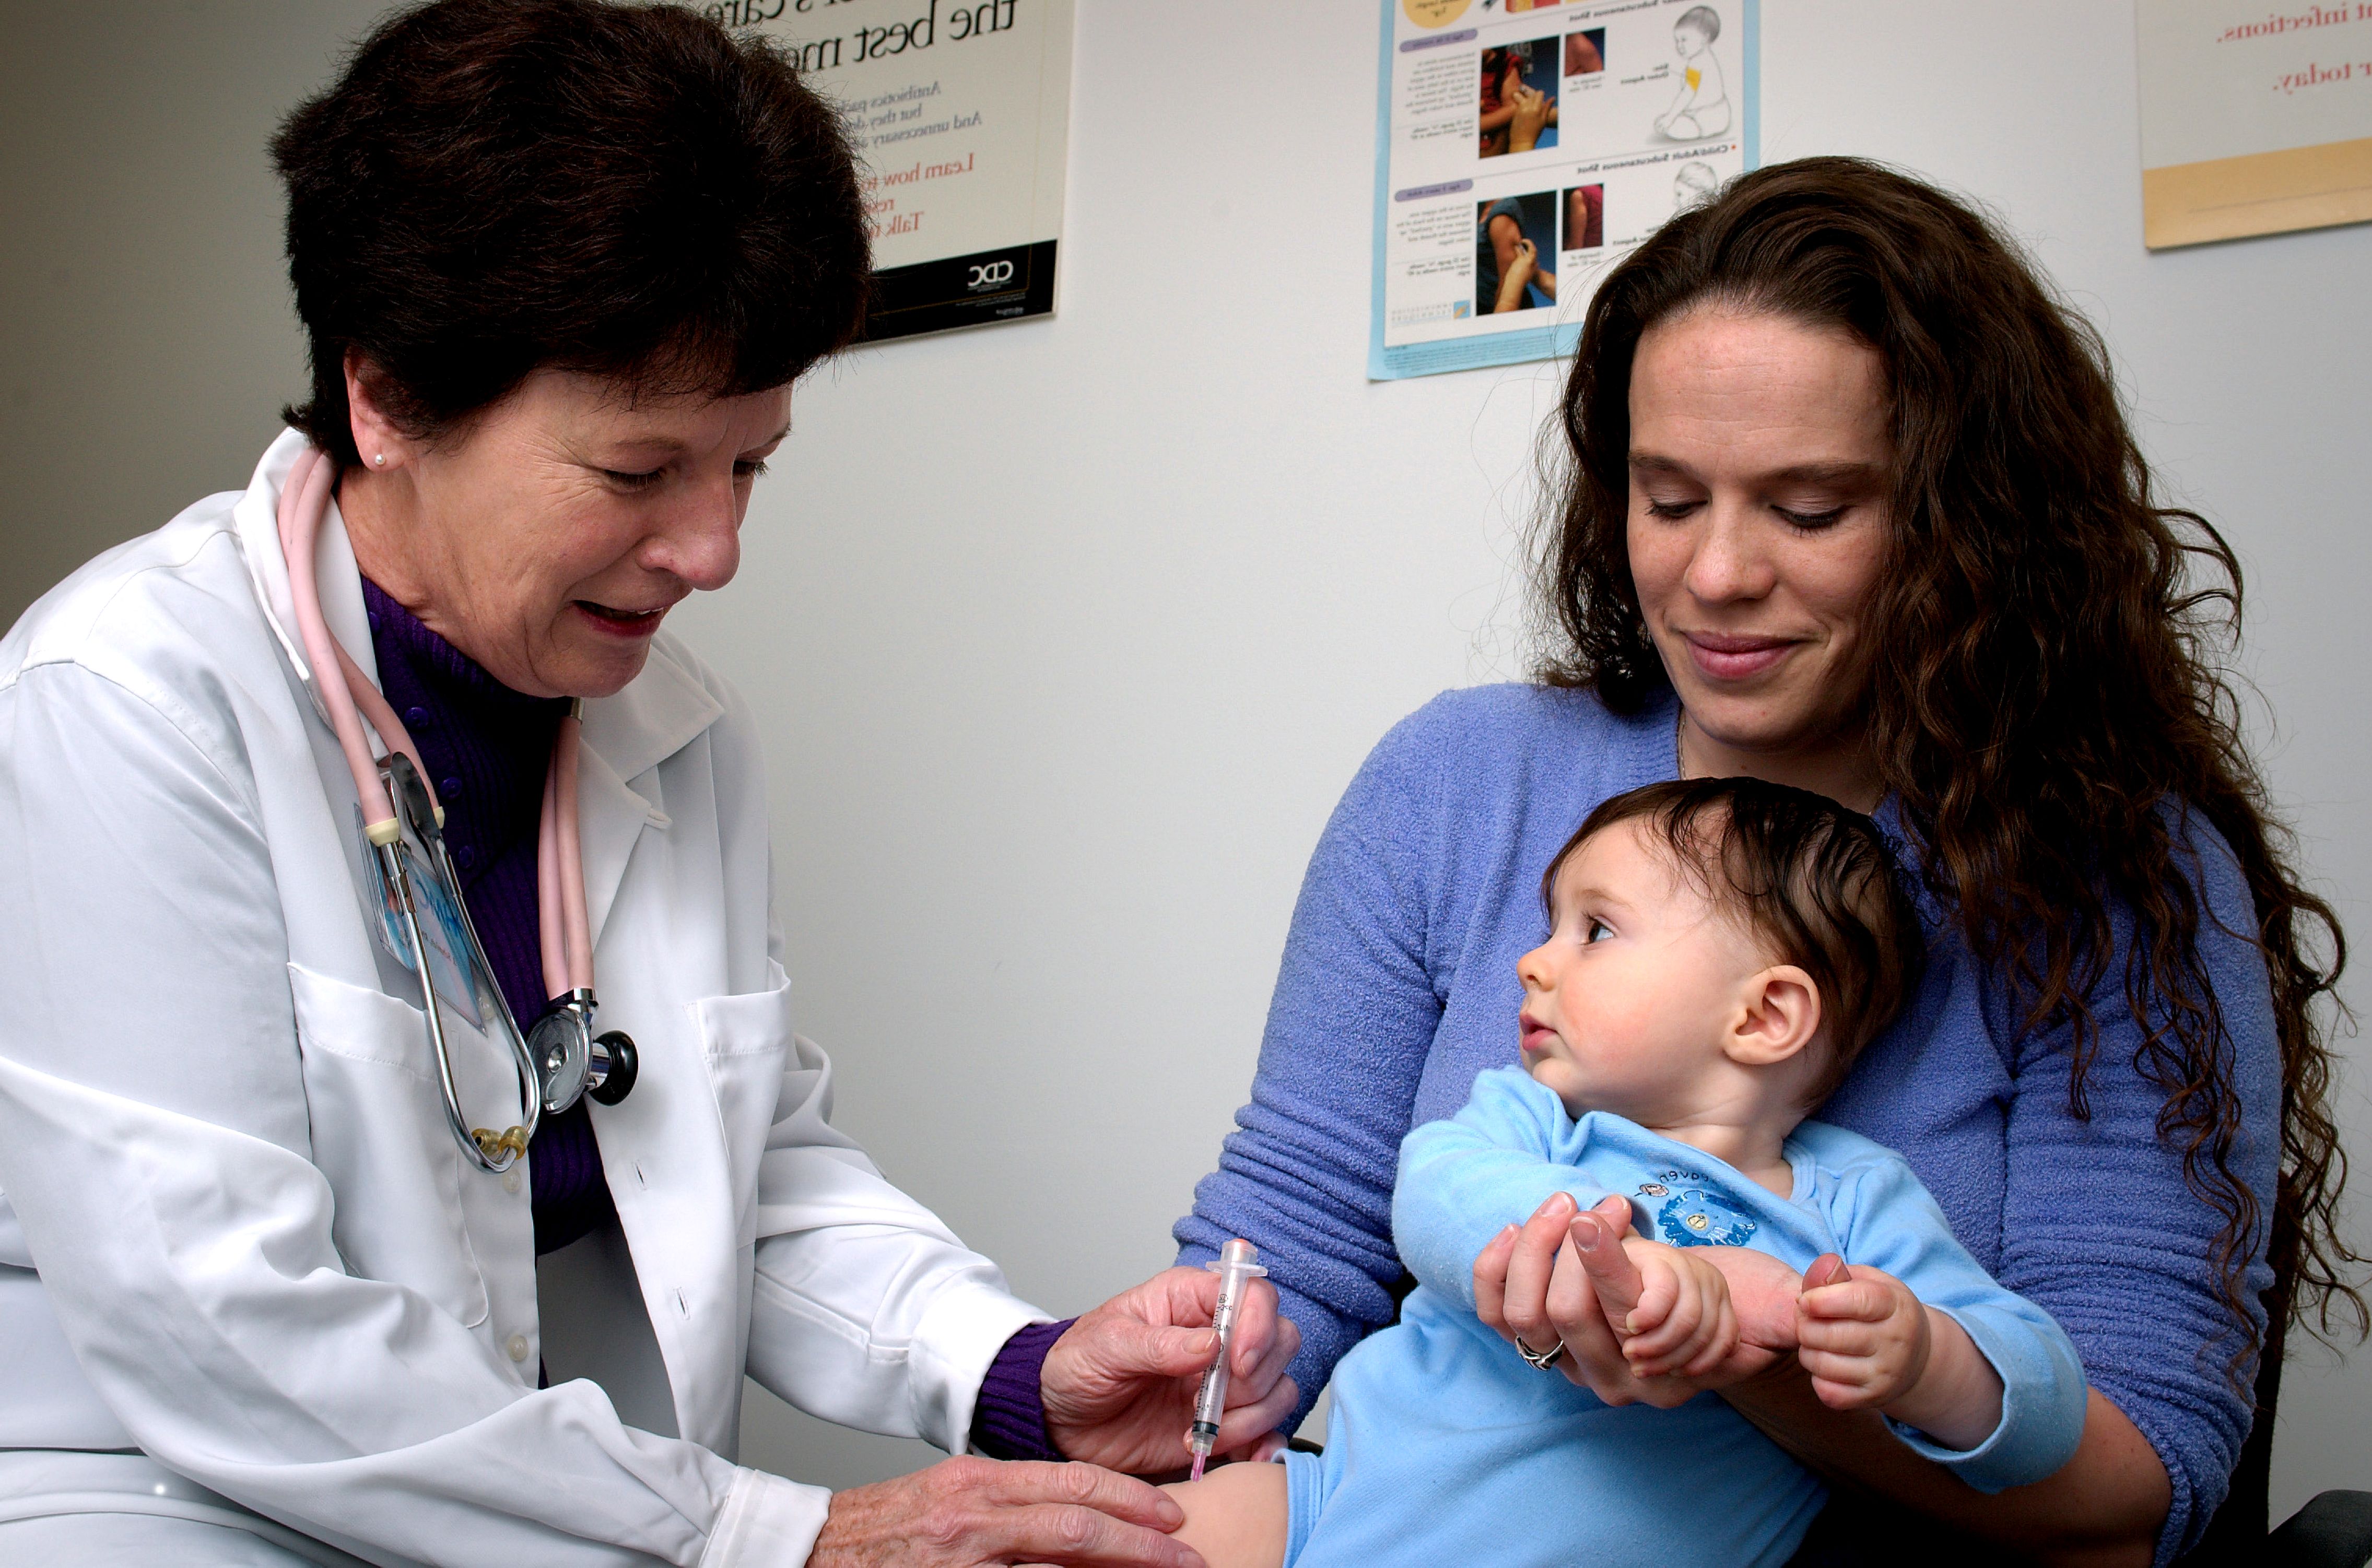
(1635, 1171, 1758, 1248)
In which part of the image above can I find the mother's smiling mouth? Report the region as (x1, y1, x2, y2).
(1680, 631, 1796, 682)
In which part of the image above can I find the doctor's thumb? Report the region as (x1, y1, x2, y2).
(1087, 1316, 1218, 1378)
(1148, 1324, 1227, 1376)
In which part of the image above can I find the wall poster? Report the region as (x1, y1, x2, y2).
(2138, 2, 2372, 249)
(1370, 0, 1758, 381)
(713, 0, 1075, 340)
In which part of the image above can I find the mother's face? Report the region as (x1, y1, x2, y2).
(1624, 308, 1890, 770)
(348, 367, 791, 700)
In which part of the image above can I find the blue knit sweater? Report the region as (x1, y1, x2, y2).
(1175, 682, 2279, 1564)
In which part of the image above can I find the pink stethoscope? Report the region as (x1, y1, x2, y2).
(277, 444, 636, 1174)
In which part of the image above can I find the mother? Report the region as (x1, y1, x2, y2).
(1179, 158, 2357, 1564)
(0, 4, 1294, 1564)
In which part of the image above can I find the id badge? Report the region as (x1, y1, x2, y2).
(356, 806, 486, 1029)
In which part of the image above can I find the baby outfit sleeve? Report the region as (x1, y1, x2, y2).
(1393, 1068, 1610, 1310)
(1825, 1147, 2088, 1495)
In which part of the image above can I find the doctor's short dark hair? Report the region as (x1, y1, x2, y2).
(273, 0, 869, 468)
(1545, 777, 1925, 1106)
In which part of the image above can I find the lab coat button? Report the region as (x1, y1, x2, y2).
(507, 1334, 530, 1362)
(502, 1169, 521, 1194)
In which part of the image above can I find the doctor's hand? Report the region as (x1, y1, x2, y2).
(1041, 1265, 1301, 1476)
(811, 1457, 1204, 1568)
(1474, 1193, 1799, 1408)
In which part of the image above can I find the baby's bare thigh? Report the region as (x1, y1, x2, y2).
(1161, 1460, 1289, 1568)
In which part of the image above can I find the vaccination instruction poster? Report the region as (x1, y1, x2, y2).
(1370, 0, 1758, 380)
(2138, 1, 2372, 249)
(722, 0, 1074, 340)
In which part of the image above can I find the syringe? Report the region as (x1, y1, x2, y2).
(1184, 1237, 1267, 1483)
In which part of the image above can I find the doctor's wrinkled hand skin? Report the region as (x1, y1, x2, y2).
(809, 1457, 1204, 1568)
(1475, 1192, 1802, 1407)
(1043, 1266, 1301, 1475)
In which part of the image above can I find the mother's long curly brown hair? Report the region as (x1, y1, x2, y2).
(1535, 157, 2362, 1373)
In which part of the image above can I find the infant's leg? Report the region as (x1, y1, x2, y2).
(1160, 1460, 1289, 1568)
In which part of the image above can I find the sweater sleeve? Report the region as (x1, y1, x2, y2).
(1173, 706, 1452, 1429)
(1822, 1149, 2087, 1494)
(966, 1318, 1074, 1461)
(1979, 818, 2280, 1564)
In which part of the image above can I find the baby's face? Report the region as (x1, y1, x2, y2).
(1517, 820, 1767, 1121)
(1674, 23, 1711, 58)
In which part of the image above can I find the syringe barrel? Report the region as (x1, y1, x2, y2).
(1188, 1240, 1266, 1447)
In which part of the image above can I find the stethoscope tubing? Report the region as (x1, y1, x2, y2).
(275, 444, 619, 1172)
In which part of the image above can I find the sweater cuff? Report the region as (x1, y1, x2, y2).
(968, 1317, 1076, 1461)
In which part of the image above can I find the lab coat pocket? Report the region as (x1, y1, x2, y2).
(690, 963, 794, 1243)
(287, 961, 490, 1328)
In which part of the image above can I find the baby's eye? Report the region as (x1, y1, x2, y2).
(1585, 918, 1613, 944)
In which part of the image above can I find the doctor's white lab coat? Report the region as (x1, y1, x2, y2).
(0, 432, 1048, 1564)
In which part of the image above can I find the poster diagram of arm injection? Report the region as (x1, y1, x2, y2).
(724, 0, 1074, 341)
(2138, 1, 2372, 249)
(1370, 0, 1758, 380)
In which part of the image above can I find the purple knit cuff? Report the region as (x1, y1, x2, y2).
(969, 1317, 1075, 1461)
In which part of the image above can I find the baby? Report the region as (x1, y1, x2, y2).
(1654, 4, 1732, 140)
(1163, 778, 2086, 1568)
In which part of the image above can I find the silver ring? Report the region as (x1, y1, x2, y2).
(1515, 1336, 1566, 1371)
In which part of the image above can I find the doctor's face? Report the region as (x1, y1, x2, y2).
(344, 368, 791, 700)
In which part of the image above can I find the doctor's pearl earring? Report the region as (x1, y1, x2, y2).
(373, 453, 387, 466)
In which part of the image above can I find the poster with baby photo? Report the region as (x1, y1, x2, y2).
(1371, 0, 1758, 380)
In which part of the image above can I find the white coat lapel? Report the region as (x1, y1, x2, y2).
(232, 429, 314, 684)
(232, 429, 384, 706)
(575, 640, 723, 951)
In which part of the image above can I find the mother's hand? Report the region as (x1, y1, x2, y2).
(811, 1457, 1202, 1567)
(1041, 1265, 1301, 1475)
(1473, 1193, 1801, 1407)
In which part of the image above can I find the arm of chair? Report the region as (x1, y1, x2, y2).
(2269, 1492, 2372, 1568)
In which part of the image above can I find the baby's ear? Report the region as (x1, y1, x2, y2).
(1723, 964, 1822, 1067)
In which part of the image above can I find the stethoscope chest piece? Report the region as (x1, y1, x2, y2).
(530, 991, 639, 1114)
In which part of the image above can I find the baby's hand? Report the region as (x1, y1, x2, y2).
(1608, 1237, 1738, 1378)
(1795, 1256, 1930, 1411)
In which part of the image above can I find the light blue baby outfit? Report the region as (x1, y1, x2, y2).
(1277, 1067, 2088, 1568)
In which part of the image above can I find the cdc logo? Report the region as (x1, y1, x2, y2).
(966, 259, 1016, 291)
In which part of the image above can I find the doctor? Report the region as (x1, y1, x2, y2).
(0, 3, 1294, 1564)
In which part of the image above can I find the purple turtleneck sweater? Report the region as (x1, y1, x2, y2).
(360, 582, 1067, 1455)
(362, 580, 612, 1255)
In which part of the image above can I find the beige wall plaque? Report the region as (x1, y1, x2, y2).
(2139, 2, 2372, 248)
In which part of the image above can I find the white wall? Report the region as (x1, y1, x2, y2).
(2, 0, 2364, 1524)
